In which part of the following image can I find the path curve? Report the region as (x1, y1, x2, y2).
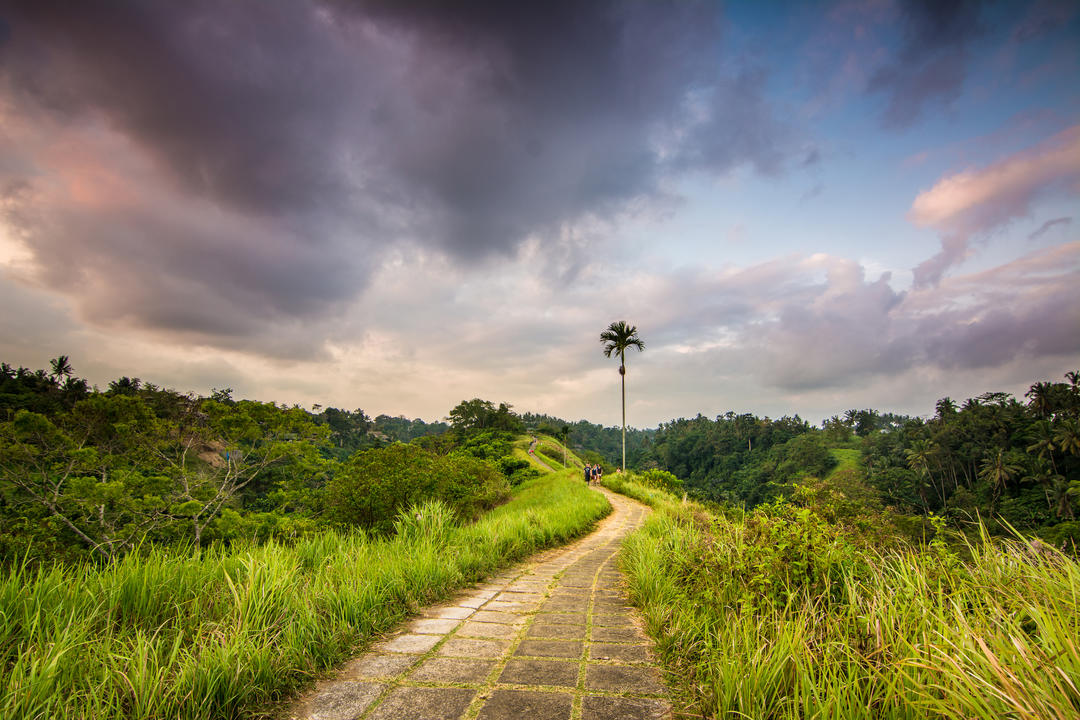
(290, 487, 670, 720)
(527, 436, 554, 472)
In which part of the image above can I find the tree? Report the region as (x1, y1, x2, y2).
(559, 424, 570, 465)
(904, 439, 935, 511)
(978, 448, 1024, 510)
(600, 320, 645, 471)
(447, 399, 524, 435)
(1026, 382, 1055, 419)
(49, 355, 73, 383)
(156, 399, 327, 547)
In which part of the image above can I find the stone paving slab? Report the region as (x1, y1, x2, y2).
(408, 656, 496, 684)
(499, 658, 579, 687)
(425, 605, 475, 620)
(514, 638, 584, 659)
(367, 686, 474, 720)
(589, 642, 655, 663)
(582, 695, 670, 720)
(496, 591, 544, 602)
(585, 665, 668, 695)
(472, 610, 527, 624)
(341, 653, 418, 681)
(301, 681, 382, 720)
(475, 689, 573, 720)
(534, 611, 588, 624)
(437, 637, 511, 658)
(541, 596, 586, 611)
(378, 633, 442, 654)
(410, 618, 462, 634)
(288, 489, 671, 720)
(485, 600, 539, 612)
(526, 622, 586, 640)
(591, 625, 648, 643)
(458, 620, 520, 639)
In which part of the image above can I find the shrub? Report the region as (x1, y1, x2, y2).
(499, 456, 539, 486)
(636, 468, 684, 493)
(326, 443, 509, 533)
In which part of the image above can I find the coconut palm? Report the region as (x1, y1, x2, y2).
(49, 355, 73, 383)
(600, 320, 645, 471)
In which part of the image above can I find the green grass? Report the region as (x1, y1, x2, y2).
(607, 475, 1080, 719)
(0, 471, 610, 720)
(535, 448, 564, 469)
(535, 434, 584, 468)
(512, 434, 584, 472)
(827, 447, 862, 480)
(512, 436, 555, 472)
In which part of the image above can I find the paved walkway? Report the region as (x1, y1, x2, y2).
(527, 437, 554, 471)
(289, 488, 670, 720)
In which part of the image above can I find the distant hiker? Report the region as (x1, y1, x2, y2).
(596, 465, 603, 484)
(584, 463, 592, 484)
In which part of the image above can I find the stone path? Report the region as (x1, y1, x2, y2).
(527, 436, 554, 471)
(290, 488, 670, 720)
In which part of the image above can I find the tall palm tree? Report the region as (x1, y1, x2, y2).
(600, 321, 645, 471)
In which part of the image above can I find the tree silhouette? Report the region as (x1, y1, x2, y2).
(600, 320, 645, 471)
(49, 355, 73, 383)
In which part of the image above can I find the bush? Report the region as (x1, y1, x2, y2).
(499, 456, 539, 486)
(326, 443, 509, 533)
(636, 469, 684, 493)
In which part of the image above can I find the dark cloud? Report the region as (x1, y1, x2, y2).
(1011, 0, 1078, 42)
(921, 276, 1080, 370)
(912, 234, 969, 289)
(613, 246, 1080, 395)
(868, 0, 986, 129)
(0, 0, 795, 350)
(1028, 216, 1072, 240)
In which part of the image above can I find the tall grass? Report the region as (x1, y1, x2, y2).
(0, 471, 609, 720)
(609, 475, 1080, 719)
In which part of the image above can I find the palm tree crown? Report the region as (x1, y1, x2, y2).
(600, 321, 645, 371)
(49, 355, 73, 382)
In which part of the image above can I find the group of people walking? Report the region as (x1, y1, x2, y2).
(584, 463, 603, 485)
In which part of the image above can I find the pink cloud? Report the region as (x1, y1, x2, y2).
(907, 125, 1080, 288)
(908, 124, 1080, 236)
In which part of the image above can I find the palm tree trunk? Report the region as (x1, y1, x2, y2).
(621, 357, 626, 472)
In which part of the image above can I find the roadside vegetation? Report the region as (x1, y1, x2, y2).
(1, 470, 608, 720)
(5, 355, 1079, 719)
(0, 358, 615, 719)
(605, 472, 1080, 719)
(633, 371, 1080, 545)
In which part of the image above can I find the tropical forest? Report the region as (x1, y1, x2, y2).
(1, 349, 1078, 719)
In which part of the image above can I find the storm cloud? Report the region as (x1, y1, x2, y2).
(0, 1, 1076, 427)
(867, 0, 986, 129)
(0, 0, 795, 350)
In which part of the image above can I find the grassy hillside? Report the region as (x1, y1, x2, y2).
(826, 447, 861, 480)
(511, 433, 585, 473)
(536, 433, 584, 470)
(1, 471, 610, 720)
(605, 473, 1080, 719)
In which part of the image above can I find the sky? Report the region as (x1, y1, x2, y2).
(0, 0, 1078, 428)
